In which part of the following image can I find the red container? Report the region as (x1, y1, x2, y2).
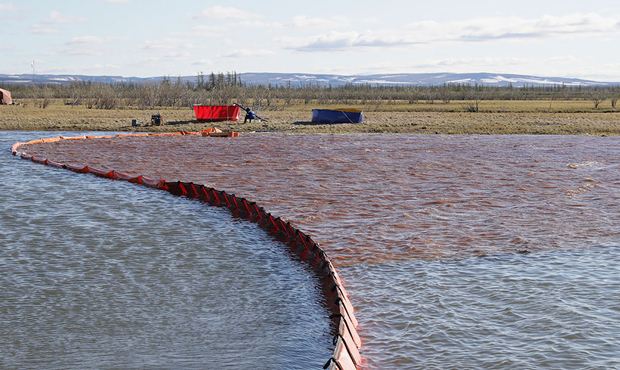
(193, 105, 240, 122)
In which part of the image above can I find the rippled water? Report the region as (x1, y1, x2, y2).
(345, 246, 620, 369)
(27, 134, 620, 264)
(20, 133, 620, 368)
(1, 132, 331, 369)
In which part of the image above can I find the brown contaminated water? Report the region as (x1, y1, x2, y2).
(23, 133, 620, 368)
(24, 134, 620, 264)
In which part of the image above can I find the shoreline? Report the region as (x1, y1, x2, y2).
(1, 100, 619, 135)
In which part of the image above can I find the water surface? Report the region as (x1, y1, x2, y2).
(1, 131, 331, 369)
(21, 133, 620, 368)
(25, 134, 620, 264)
(345, 246, 620, 368)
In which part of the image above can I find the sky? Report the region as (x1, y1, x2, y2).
(1, 0, 619, 80)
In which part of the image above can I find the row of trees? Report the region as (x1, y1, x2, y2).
(7, 72, 620, 110)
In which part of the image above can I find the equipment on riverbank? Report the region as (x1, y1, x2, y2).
(151, 114, 162, 126)
(311, 108, 364, 124)
(234, 103, 269, 123)
(193, 105, 241, 122)
(0, 88, 13, 105)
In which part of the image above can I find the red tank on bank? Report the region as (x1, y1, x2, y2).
(193, 105, 240, 122)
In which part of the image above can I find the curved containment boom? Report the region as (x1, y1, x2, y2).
(11, 131, 362, 370)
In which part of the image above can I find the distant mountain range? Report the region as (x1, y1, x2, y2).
(0, 72, 616, 87)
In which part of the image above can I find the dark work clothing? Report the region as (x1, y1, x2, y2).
(244, 108, 257, 123)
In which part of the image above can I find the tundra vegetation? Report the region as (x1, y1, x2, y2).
(1, 72, 619, 135)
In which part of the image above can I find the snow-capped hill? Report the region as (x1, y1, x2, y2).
(235, 72, 615, 87)
(0, 72, 615, 87)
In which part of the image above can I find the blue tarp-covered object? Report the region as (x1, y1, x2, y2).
(311, 109, 364, 124)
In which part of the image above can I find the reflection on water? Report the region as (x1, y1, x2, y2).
(20, 133, 620, 368)
(0, 132, 331, 369)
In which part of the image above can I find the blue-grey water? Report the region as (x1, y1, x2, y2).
(344, 247, 620, 369)
(0, 132, 331, 369)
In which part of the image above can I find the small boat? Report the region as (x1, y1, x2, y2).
(311, 108, 364, 124)
(193, 105, 240, 122)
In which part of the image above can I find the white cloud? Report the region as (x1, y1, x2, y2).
(196, 6, 257, 20)
(66, 36, 105, 45)
(191, 25, 224, 35)
(0, 43, 15, 51)
(453, 13, 619, 41)
(193, 6, 280, 29)
(192, 59, 214, 67)
(61, 36, 107, 56)
(290, 16, 343, 29)
(104, 0, 129, 3)
(142, 38, 192, 51)
(60, 47, 103, 57)
(285, 31, 423, 51)
(48, 10, 86, 24)
(138, 51, 192, 65)
(219, 49, 274, 58)
(31, 10, 86, 34)
(87, 63, 121, 71)
(140, 38, 194, 61)
(288, 13, 620, 52)
(0, 2, 19, 21)
(0, 2, 16, 11)
(594, 63, 620, 81)
(161, 51, 192, 60)
(30, 25, 59, 34)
